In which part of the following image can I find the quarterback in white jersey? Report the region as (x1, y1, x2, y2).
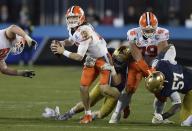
(0, 25, 36, 78)
(50, 6, 119, 124)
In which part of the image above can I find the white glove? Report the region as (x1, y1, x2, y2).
(101, 63, 116, 76)
(101, 63, 113, 71)
(84, 56, 96, 67)
(152, 117, 174, 124)
(42, 106, 60, 118)
(152, 113, 163, 123)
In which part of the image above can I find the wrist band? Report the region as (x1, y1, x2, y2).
(24, 35, 32, 42)
(63, 50, 71, 57)
(111, 66, 117, 76)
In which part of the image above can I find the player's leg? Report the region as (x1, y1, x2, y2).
(93, 96, 117, 119)
(153, 95, 167, 114)
(73, 82, 104, 113)
(80, 66, 97, 123)
(181, 90, 192, 126)
(89, 83, 104, 106)
(97, 59, 120, 99)
(123, 71, 142, 118)
(109, 63, 142, 123)
(56, 83, 103, 120)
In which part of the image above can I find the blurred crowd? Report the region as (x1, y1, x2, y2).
(0, 0, 192, 27)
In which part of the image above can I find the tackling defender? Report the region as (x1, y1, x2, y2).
(110, 12, 176, 123)
(0, 25, 36, 78)
(50, 6, 119, 123)
(145, 60, 192, 126)
(43, 46, 130, 120)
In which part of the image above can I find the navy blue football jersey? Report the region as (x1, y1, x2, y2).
(156, 60, 192, 97)
(107, 47, 127, 92)
(110, 64, 128, 92)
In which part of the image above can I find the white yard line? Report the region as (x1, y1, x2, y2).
(0, 124, 190, 131)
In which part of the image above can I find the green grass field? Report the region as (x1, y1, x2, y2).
(0, 66, 191, 131)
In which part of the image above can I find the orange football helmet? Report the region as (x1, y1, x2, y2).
(139, 12, 158, 38)
(65, 6, 85, 28)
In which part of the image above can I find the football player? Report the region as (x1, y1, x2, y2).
(0, 25, 36, 78)
(145, 60, 192, 126)
(109, 12, 176, 123)
(50, 6, 120, 123)
(43, 46, 130, 120)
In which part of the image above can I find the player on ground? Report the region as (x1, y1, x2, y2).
(43, 46, 130, 120)
(50, 6, 120, 123)
(109, 12, 176, 123)
(0, 25, 36, 78)
(145, 60, 192, 126)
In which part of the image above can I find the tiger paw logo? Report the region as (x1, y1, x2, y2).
(0, 48, 10, 60)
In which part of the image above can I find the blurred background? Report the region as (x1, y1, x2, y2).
(1, 0, 192, 66)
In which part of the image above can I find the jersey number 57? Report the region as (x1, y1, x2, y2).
(172, 72, 184, 90)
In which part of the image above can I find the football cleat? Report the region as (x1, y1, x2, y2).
(79, 114, 92, 124)
(56, 111, 72, 121)
(181, 115, 192, 126)
(109, 112, 121, 124)
(123, 106, 130, 119)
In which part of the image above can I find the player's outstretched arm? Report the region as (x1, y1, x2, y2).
(130, 43, 143, 61)
(0, 60, 35, 78)
(161, 103, 181, 119)
(5, 25, 37, 48)
(130, 43, 154, 76)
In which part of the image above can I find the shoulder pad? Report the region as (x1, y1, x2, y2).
(156, 27, 169, 41)
(74, 26, 92, 42)
(127, 29, 137, 43)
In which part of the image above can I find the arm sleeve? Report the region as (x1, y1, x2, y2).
(151, 45, 177, 67)
(162, 45, 177, 64)
(127, 30, 137, 43)
(169, 92, 182, 105)
(77, 38, 91, 57)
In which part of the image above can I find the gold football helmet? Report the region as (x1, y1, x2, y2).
(113, 46, 131, 62)
(145, 71, 165, 93)
(112, 46, 132, 69)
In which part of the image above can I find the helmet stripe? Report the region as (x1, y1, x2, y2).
(146, 12, 150, 26)
(70, 6, 75, 14)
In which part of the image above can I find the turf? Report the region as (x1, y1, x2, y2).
(0, 66, 191, 131)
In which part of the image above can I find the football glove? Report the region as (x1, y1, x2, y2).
(101, 63, 117, 76)
(31, 39, 38, 50)
(21, 70, 35, 78)
(153, 113, 163, 122)
(84, 56, 96, 67)
(42, 106, 60, 118)
(24, 35, 38, 50)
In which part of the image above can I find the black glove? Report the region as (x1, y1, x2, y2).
(22, 70, 35, 78)
(31, 39, 38, 50)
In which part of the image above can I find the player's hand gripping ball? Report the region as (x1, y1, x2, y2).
(50, 40, 64, 57)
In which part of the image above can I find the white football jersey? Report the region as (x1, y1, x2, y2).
(68, 24, 108, 58)
(0, 29, 13, 60)
(127, 27, 169, 57)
